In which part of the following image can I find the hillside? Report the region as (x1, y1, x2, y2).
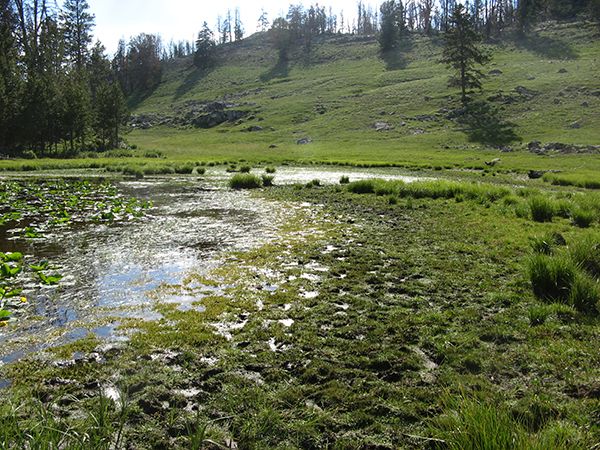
(128, 20, 600, 171)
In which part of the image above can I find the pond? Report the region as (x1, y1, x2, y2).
(0, 167, 427, 366)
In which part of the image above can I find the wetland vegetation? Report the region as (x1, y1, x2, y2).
(1, 0, 600, 448)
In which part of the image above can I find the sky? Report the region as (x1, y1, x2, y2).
(88, 0, 381, 55)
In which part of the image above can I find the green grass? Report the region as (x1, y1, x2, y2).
(96, 20, 600, 181)
(228, 173, 263, 189)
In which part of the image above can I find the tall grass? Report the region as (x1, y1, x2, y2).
(527, 253, 577, 303)
(528, 196, 555, 222)
(431, 395, 587, 450)
(229, 174, 262, 189)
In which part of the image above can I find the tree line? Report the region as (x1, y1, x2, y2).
(2, 0, 599, 156)
(0, 0, 129, 156)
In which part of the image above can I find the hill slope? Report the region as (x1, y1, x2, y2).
(128, 20, 600, 172)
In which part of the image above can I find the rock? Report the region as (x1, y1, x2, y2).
(411, 128, 425, 135)
(514, 86, 538, 99)
(269, 144, 278, 149)
(247, 126, 263, 132)
(192, 110, 247, 128)
(528, 170, 546, 179)
(485, 158, 501, 167)
(591, 91, 600, 97)
(424, 96, 432, 101)
(489, 69, 503, 75)
(373, 122, 392, 131)
(527, 75, 536, 80)
(569, 120, 582, 129)
(414, 114, 437, 122)
(553, 98, 561, 105)
(581, 101, 589, 107)
(558, 68, 568, 73)
(379, 110, 387, 116)
(528, 141, 542, 151)
(297, 138, 312, 145)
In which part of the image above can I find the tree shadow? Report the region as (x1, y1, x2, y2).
(458, 100, 520, 146)
(174, 67, 210, 100)
(127, 89, 156, 109)
(515, 32, 578, 60)
(380, 37, 413, 70)
(259, 58, 290, 83)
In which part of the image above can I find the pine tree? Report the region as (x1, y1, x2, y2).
(258, 9, 269, 32)
(234, 8, 243, 41)
(378, 1, 406, 52)
(517, 0, 538, 35)
(60, 0, 95, 69)
(194, 22, 216, 69)
(0, 0, 21, 153)
(441, 4, 490, 104)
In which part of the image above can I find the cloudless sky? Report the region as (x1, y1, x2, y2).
(87, 0, 380, 55)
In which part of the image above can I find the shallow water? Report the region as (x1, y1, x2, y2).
(0, 178, 286, 364)
(0, 167, 426, 365)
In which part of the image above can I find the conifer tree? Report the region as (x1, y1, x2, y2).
(194, 22, 216, 69)
(234, 8, 243, 41)
(378, 0, 406, 52)
(60, 0, 95, 69)
(441, 4, 490, 104)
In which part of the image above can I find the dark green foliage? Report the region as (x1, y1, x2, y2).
(378, 0, 406, 52)
(239, 165, 251, 173)
(194, 22, 216, 70)
(441, 4, 491, 104)
(265, 167, 276, 174)
(59, 0, 95, 69)
(339, 175, 350, 184)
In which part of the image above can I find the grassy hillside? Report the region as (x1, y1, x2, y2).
(126, 20, 600, 172)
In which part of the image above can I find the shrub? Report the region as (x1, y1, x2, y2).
(569, 274, 600, 314)
(527, 253, 576, 303)
(240, 166, 252, 173)
(229, 174, 262, 190)
(528, 196, 555, 222)
(569, 233, 600, 278)
(261, 175, 275, 187)
(339, 175, 350, 184)
(265, 167, 276, 174)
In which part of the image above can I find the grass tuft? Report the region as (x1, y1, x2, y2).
(229, 174, 262, 190)
(527, 253, 577, 303)
(528, 196, 555, 222)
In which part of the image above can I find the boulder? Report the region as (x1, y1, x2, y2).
(489, 69, 503, 75)
(569, 120, 582, 129)
(297, 138, 312, 145)
(528, 170, 546, 179)
(373, 122, 392, 131)
(247, 125, 264, 132)
(558, 68, 568, 73)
